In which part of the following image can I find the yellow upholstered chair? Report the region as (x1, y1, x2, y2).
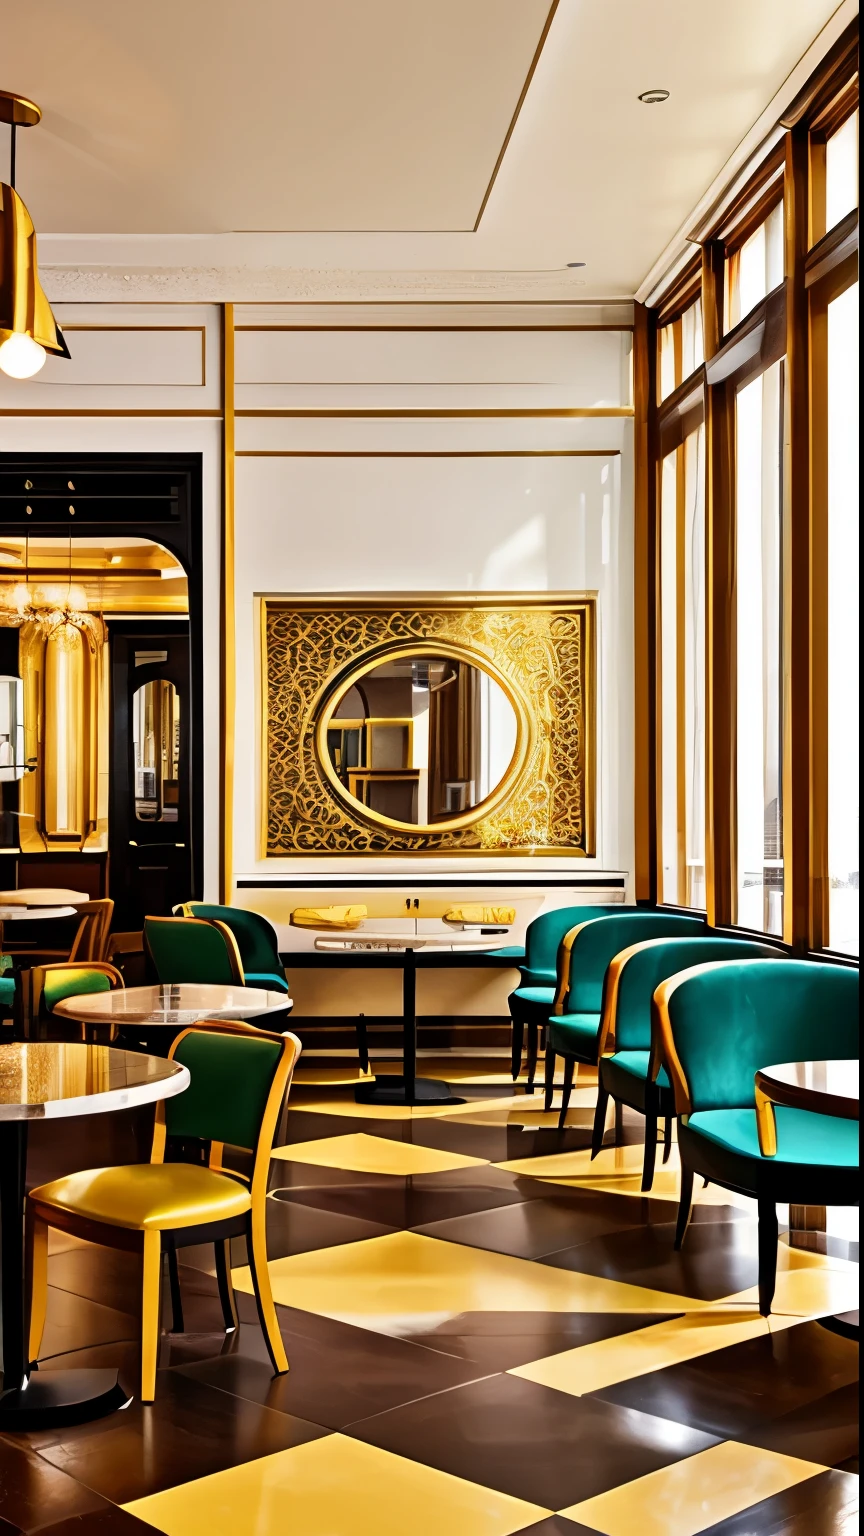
(27, 960, 124, 1041)
(26, 1022, 301, 1402)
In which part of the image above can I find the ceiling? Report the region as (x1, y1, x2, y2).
(4, 0, 849, 296)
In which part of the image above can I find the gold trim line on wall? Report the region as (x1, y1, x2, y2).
(260, 594, 595, 860)
(236, 407, 633, 418)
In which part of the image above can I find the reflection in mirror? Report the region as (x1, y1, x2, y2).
(325, 654, 517, 827)
(133, 679, 180, 822)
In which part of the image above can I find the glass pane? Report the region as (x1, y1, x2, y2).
(680, 299, 704, 379)
(683, 426, 706, 909)
(735, 361, 785, 935)
(826, 110, 859, 232)
(659, 323, 677, 402)
(827, 281, 859, 954)
(659, 452, 680, 902)
(133, 678, 181, 822)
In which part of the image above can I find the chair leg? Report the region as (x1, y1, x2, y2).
(510, 1013, 524, 1082)
(141, 1230, 163, 1404)
(674, 1162, 694, 1250)
(544, 1042, 557, 1112)
(525, 1023, 540, 1094)
(641, 1108, 658, 1193)
(591, 1080, 610, 1159)
(214, 1238, 239, 1333)
(356, 1013, 369, 1075)
(26, 1211, 49, 1368)
(166, 1246, 184, 1334)
(247, 1207, 288, 1376)
(614, 1099, 624, 1145)
(557, 1057, 575, 1131)
(662, 1116, 673, 1164)
(757, 1195, 779, 1318)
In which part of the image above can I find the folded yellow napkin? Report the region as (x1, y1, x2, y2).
(444, 905, 516, 925)
(290, 904, 368, 930)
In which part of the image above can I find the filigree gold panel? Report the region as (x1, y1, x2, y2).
(262, 596, 595, 857)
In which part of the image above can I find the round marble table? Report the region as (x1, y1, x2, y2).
(315, 931, 511, 1106)
(755, 1059, 859, 1155)
(52, 982, 293, 1029)
(0, 905, 76, 923)
(0, 1042, 189, 1431)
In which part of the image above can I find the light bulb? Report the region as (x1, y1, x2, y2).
(0, 332, 47, 379)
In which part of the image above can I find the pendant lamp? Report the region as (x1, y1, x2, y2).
(0, 89, 70, 379)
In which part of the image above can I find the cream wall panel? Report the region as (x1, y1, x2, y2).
(236, 384, 632, 410)
(235, 328, 631, 398)
(234, 304, 635, 328)
(0, 305, 221, 412)
(235, 414, 629, 454)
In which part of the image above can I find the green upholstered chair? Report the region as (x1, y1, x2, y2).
(546, 911, 707, 1126)
(508, 904, 627, 1090)
(144, 915, 244, 986)
(27, 1022, 301, 1402)
(30, 960, 124, 1041)
(178, 903, 289, 995)
(0, 971, 15, 1021)
(593, 936, 783, 1190)
(653, 958, 859, 1316)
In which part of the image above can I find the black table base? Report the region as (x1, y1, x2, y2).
(354, 947, 464, 1108)
(0, 1121, 132, 1430)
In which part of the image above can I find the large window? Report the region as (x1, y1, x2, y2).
(659, 425, 706, 908)
(735, 361, 784, 935)
(658, 296, 704, 402)
(826, 280, 859, 954)
(726, 201, 784, 331)
(825, 108, 859, 229)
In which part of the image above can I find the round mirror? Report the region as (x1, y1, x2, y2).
(317, 647, 521, 831)
(132, 678, 181, 822)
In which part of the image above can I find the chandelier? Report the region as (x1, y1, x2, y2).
(0, 535, 101, 652)
(1, 89, 70, 379)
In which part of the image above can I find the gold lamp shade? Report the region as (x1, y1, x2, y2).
(0, 182, 70, 374)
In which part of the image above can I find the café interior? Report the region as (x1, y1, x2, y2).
(0, 4, 859, 1533)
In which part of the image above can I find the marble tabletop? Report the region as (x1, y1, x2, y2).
(0, 1042, 189, 1121)
(52, 982, 293, 1026)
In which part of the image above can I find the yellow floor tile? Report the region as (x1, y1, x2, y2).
(293, 1065, 375, 1086)
(232, 1231, 712, 1332)
(124, 1434, 549, 1536)
(511, 1307, 804, 1396)
(720, 1252, 861, 1319)
(497, 1142, 753, 1210)
(271, 1131, 488, 1176)
(561, 1439, 825, 1536)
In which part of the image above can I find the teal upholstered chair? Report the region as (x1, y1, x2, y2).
(0, 966, 16, 1023)
(653, 959, 859, 1315)
(592, 936, 783, 1190)
(546, 911, 707, 1126)
(508, 905, 627, 1090)
(144, 916, 243, 986)
(178, 903, 289, 995)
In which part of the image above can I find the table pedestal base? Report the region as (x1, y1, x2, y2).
(355, 1075, 464, 1107)
(0, 1369, 130, 1430)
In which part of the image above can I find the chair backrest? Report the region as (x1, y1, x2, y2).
(144, 916, 244, 985)
(68, 899, 115, 963)
(35, 961, 123, 1020)
(180, 902, 282, 978)
(557, 911, 707, 1014)
(601, 936, 784, 1055)
(159, 1023, 301, 1196)
(654, 958, 860, 1114)
(522, 904, 630, 984)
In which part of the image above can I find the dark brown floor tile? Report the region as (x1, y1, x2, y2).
(414, 1191, 645, 1258)
(541, 1219, 763, 1300)
(271, 1163, 529, 1228)
(509, 1519, 592, 1535)
(348, 1372, 718, 1507)
(594, 1320, 859, 1464)
(36, 1290, 137, 1367)
(177, 1298, 487, 1429)
(31, 1508, 159, 1536)
(20, 1371, 328, 1504)
(700, 1467, 859, 1534)
(395, 1310, 681, 1372)
(46, 1245, 143, 1320)
(0, 1440, 114, 1533)
(181, 1194, 396, 1274)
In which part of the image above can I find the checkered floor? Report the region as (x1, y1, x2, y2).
(4, 1061, 859, 1535)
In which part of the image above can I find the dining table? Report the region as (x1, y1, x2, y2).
(755, 1058, 859, 1341)
(314, 929, 512, 1106)
(0, 1041, 189, 1430)
(51, 982, 294, 1033)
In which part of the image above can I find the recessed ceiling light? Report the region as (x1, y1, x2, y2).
(638, 88, 669, 104)
(567, 262, 586, 268)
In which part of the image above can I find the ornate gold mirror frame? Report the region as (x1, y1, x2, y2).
(261, 595, 596, 858)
